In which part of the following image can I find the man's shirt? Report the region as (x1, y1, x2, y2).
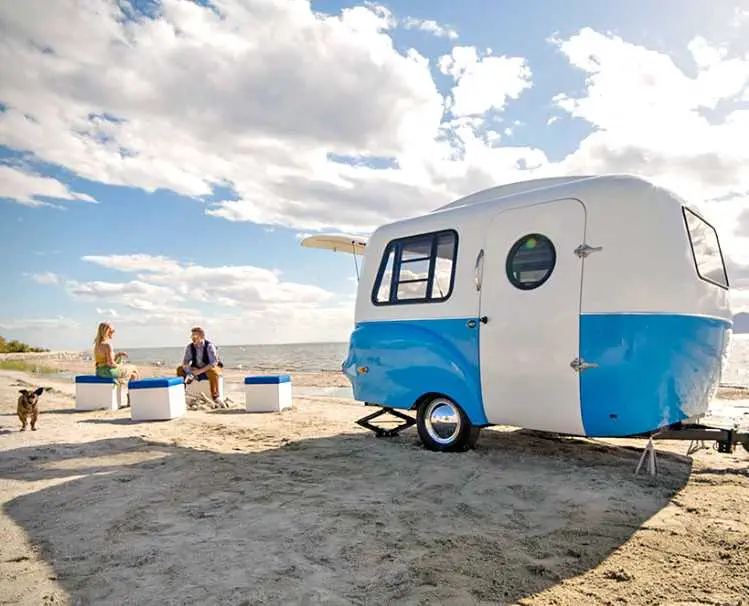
(183, 341, 218, 368)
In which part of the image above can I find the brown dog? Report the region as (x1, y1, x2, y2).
(17, 387, 50, 431)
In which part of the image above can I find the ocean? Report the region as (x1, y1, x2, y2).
(124, 341, 350, 373)
(123, 333, 749, 386)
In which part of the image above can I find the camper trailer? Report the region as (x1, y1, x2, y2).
(303, 174, 736, 453)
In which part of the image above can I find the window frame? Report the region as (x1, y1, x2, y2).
(682, 206, 729, 290)
(371, 229, 459, 306)
(505, 233, 557, 291)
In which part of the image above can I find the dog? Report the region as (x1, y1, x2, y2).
(17, 387, 50, 431)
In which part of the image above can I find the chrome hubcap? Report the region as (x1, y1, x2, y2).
(424, 398, 462, 445)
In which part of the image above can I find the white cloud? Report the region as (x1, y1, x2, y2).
(95, 308, 119, 317)
(733, 7, 749, 28)
(438, 46, 533, 117)
(29, 272, 61, 285)
(402, 17, 458, 40)
(0, 0, 449, 225)
(725, 203, 749, 310)
(0, 164, 96, 208)
(66, 278, 187, 314)
(79, 253, 334, 308)
(0, 0, 542, 234)
(551, 29, 749, 201)
(731, 290, 749, 314)
(81, 254, 183, 274)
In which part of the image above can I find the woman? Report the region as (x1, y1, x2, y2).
(93, 322, 140, 381)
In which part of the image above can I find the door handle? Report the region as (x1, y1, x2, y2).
(474, 249, 485, 291)
(466, 319, 477, 328)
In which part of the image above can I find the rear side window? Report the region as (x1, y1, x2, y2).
(372, 230, 458, 305)
(683, 207, 729, 289)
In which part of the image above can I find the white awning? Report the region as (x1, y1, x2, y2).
(300, 234, 368, 255)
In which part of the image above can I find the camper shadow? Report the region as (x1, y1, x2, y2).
(1, 431, 691, 604)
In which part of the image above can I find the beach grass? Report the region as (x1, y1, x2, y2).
(0, 359, 60, 375)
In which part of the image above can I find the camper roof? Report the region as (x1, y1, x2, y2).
(432, 175, 597, 212)
(365, 174, 672, 241)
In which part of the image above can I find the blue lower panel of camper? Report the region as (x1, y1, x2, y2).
(342, 318, 487, 425)
(579, 313, 731, 437)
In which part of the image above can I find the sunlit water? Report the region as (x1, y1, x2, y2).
(124, 341, 349, 373)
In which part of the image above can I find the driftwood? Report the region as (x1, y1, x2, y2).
(185, 391, 233, 411)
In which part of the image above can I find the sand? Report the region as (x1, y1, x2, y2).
(1, 357, 748, 605)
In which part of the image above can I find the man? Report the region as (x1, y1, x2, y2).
(177, 326, 223, 403)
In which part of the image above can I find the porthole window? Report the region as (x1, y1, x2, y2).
(506, 234, 556, 290)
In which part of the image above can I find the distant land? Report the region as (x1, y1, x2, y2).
(734, 313, 749, 334)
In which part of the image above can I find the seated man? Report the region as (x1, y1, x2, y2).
(177, 326, 223, 403)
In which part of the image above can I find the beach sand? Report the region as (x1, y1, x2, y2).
(1, 355, 748, 605)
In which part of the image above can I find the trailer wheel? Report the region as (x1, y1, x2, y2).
(416, 396, 480, 452)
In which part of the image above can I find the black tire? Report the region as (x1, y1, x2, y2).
(416, 395, 480, 452)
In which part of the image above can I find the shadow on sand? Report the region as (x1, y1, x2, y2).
(78, 417, 166, 425)
(1, 428, 691, 605)
(208, 408, 260, 415)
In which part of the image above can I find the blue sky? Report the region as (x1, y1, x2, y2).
(1, 0, 749, 349)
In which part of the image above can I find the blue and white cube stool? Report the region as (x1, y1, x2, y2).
(75, 375, 122, 411)
(128, 377, 186, 421)
(244, 375, 292, 413)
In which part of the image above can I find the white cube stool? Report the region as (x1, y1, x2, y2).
(244, 375, 292, 413)
(185, 375, 224, 400)
(128, 377, 186, 421)
(75, 375, 122, 411)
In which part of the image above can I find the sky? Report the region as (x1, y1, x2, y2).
(1, 0, 749, 349)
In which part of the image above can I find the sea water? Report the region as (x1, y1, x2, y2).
(124, 341, 350, 373)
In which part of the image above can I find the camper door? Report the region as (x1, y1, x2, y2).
(478, 197, 586, 435)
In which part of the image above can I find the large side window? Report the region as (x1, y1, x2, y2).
(683, 207, 729, 289)
(372, 230, 458, 305)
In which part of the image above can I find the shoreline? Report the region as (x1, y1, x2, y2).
(0, 350, 86, 361)
(0, 350, 352, 390)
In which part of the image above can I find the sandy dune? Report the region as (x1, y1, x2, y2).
(0, 367, 748, 605)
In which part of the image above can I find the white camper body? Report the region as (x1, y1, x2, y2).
(303, 175, 733, 451)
